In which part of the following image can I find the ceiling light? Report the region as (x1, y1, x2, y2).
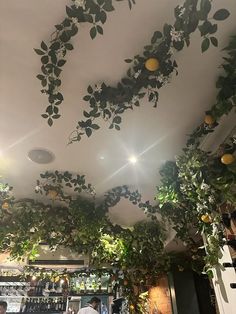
(99, 156, 105, 160)
(129, 155, 137, 164)
(28, 148, 55, 164)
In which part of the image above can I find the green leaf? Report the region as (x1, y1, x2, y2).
(210, 37, 218, 47)
(199, 0, 211, 20)
(66, 6, 76, 18)
(65, 43, 74, 50)
(83, 95, 91, 101)
(85, 128, 92, 137)
(52, 114, 61, 119)
(60, 31, 71, 43)
(41, 55, 49, 64)
(87, 86, 93, 94)
(103, 2, 114, 12)
(50, 41, 60, 50)
(41, 114, 48, 119)
(198, 21, 213, 37)
(90, 26, 97, 39)
(48, 118, 53, 126)
(124, 59, 132, 63)
(34, 49, 45, 55)
(113, 116, 121, 124)
(163, 24, 172, 37)
(97, 25, 103, 35)
(41, 41, 48, 51)
(57, 59, 66, 67)
(201, 37, 210, 53)
(83, 111, 90, 118)
(151, 31, 162, 44)
(173, 40, 184, 51)
(213, 9, 230, 21)
(54, 67, 62, 77)
(100, 10, 107, 24)
(91, 124, 100, 130)
(36, 74, 45, 80)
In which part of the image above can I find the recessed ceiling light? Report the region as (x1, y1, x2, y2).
(129, 155, 138, 164)
(28, 148, 55, 164)
(99, 156, 105, 160)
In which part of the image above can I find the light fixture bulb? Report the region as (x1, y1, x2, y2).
(32, 275, 37, 281)
(129, 155, 137, 164)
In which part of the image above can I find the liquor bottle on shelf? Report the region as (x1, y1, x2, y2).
(80, 278, 85, 293)
(97, 278, 102, 292)
(92, 278, 97, 292)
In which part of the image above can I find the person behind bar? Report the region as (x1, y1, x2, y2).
(78, 297, 101, 314)
(0, 301, 7, 314)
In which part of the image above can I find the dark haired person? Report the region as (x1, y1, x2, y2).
(0, 301, 7, 314)
(78, 297, 101, 314)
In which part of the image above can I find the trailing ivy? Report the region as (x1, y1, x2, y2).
(69, 0, 230, 142)
(0, 171, 160, 262)
(155, 135, 236, 277)
(187, 35, 236, 147)
(35, 0, 135, 127)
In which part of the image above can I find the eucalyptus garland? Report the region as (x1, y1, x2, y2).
(69, 0, 230, 142)
(35, 0, 135, 127)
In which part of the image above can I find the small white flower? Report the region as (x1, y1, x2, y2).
(71, 17, 79, 25)
(168, 47, 174, 55)
(74, 0, 86, 9)
(170, 27, 184, 42)
(131, 95, 139, 104)
(134, 70, 141, 79)
(51, 232, 57, 238)
(95, 84, 102, 93)
(208, 196, 215, 204)
(157, 74, 169, 84)
(200, 182, 210, 191)
(178, 5, 185, 17)
(57, 48, 66, 59)
(35, 185, 41, 192)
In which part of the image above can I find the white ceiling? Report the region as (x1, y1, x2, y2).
(0, 0, 236, 226)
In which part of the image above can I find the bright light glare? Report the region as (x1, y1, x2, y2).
(32, 275, 37, 281)
(129, 155, 137, 164)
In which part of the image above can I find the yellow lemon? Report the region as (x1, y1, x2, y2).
(129, 305, 135, 311)
(123, 279, 128, 286)
(48, 190, 58, 199)
(201, 214, 211, 223)
(221, 154, 235, 165)
(145, 58, 160, 71)
(204, 115, 215, 125)
(1, 202, 9, 210)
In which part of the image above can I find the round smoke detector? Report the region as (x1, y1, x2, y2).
(28, 148, 55, 164)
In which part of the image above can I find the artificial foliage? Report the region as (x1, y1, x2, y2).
(187, 35, 236, 147)
(35, 0, 135, 127)
(69, 0, 230, 143)
(34, 0, 230, 143)
(155, 132, 236, 277)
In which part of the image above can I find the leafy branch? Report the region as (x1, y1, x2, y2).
(35, 0, 135, 127)
(69, 0, 230, 143)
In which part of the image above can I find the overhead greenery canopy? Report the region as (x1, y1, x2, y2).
(1, 0, 236, 312)
(34, 0, 230, 143)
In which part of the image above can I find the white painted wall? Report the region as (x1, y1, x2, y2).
(212, 245, 236, 314)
